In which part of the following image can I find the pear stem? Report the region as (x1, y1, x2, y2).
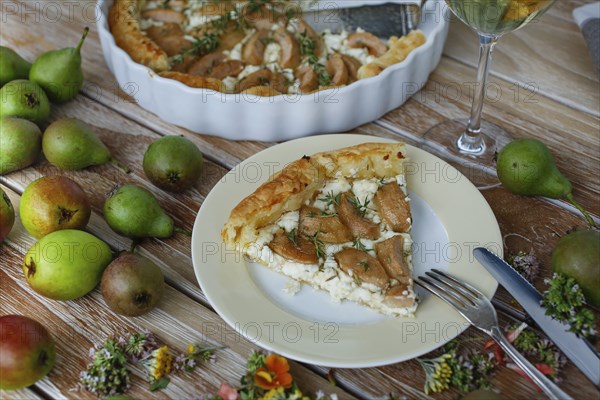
(174, 226, 192, 237)
(565, 193, 596, 228)
(130, 239, 142, 252)
(76, 27, 90, 53)
(110, 158, 131, 174)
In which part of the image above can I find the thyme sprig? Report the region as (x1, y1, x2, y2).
(173, 8, 237, 64)
(318, 190, 340, 208)
(348, 195, 372, 217)
(305, 230, 326, 259)
(286, 228, 299, 247)
(299, 30, 316, 57)
(297, 27, 331, 86)
(308, 55, 331, 87)
(352, 237, 372, 252)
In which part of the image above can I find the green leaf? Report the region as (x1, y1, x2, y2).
(149, 377, 170, 391)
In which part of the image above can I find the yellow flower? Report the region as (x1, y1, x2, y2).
(259, 387, 285, 400)
(148, 346, 173, 381)
(417, 353, 452, 394)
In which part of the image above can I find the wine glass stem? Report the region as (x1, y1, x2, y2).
(458, 34, 499, 154)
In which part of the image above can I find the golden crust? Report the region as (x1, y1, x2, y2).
(222, 142, 408, 249)
(158, 71, 225, 90)
(109, 0, 170, 72)
(358, 30, 426, 79)
(240, 86, 283, 97)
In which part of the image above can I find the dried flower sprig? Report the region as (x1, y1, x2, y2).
(175, 344, 223, 372)
(123, 330, 159, 362)
(79, 339, 131, 397)
(417, 339, 498, 395)
(541, 273, 597, 338)
(417, 353, 452, 394)
(79, 331, 222, 396)
(506, 250, 540, 282)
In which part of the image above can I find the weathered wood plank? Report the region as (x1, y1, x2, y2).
(380, 57, 600, 216)
(1, 1, 598, 399)
(0, 388, 45, 400)
(0, 185, 355, 400)
(444, 8, 599, 116)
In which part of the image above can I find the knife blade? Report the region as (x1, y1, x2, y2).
(302, 1, 422, 37)
(473, 247, 600, 387)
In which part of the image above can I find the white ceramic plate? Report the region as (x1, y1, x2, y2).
(191, 135, 501, 367)
(96, 0, 449, 141)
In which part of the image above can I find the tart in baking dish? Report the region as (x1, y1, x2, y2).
(109, 0, 426, 95)
(222, 143, 417, 317)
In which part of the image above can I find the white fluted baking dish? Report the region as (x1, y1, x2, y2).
(96, 0, 449, 141)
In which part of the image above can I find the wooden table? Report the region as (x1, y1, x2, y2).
(1, 1, 599, 399)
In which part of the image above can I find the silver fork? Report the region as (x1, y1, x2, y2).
(415, 269, 573, 400)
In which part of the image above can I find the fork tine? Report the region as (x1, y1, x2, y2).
(431, 269, 486, 299)
(416, 276, 468, 309)
(426, 270, 479, 306)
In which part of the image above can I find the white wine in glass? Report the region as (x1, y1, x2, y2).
(425, 0, 556, 158)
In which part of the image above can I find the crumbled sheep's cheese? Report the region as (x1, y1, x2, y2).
(277, 211, 299, 232)
(237, 65, 262, 80)
(222, 76, 238, 92)
(245, 175, 417, 316)
(139, 18, 164, 30)
(186, 13, 221, 29)
(283, 280, 302, 296)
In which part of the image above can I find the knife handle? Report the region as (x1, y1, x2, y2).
(490, 326, 573, 400)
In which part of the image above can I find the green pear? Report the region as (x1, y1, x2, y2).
(0, 117, 42, 174)
(552, 230, 600, 308)
(0, 188, 15, 243)
(0, 80, 50, 126)
(42, 118, 125, 171)
(104, 185, 175, 239)
(23, 229, 113, 300)
(143, 135, 204, 192)
(20, 176, 91, 239)
(497, 138, 595, 227)
(497, 139, 571, 198)
(29, 28, 88, 103)
(0, 47, 32, 87)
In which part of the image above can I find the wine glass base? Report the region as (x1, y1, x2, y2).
(422, 119, 512, 166)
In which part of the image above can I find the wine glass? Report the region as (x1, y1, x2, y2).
(424, 0, 556, 159)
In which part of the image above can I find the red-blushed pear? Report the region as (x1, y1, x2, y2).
(0, 187, 15, 242)
(23, 229, 113, 300)
(0, 315, 56, 390)
(20, 175, 91, 239)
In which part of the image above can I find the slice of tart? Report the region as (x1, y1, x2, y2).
(222, 143, 417, 317)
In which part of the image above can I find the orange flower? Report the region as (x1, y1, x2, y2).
(254, 354, 293, 390)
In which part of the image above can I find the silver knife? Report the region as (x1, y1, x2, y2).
(302, 1, 423, 37)
(473, 247, 600, 387)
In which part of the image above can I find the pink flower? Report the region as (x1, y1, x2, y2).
(217, 382, 239, 400)
(506, 362, 555, 392)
